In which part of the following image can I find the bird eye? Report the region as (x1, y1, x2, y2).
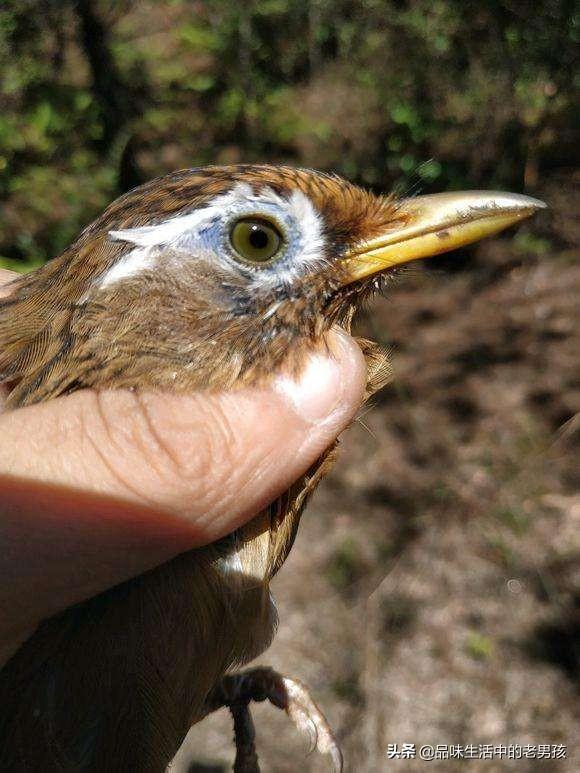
(230, 217, 283, 264)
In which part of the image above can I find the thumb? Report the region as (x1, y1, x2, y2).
(0, 329, 366, 654)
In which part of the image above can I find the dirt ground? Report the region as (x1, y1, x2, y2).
(173, 175, 579, 773)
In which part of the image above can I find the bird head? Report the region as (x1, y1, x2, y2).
(0, 165, 545, 406)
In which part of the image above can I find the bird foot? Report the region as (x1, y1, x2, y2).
(206, 666, 343, 773)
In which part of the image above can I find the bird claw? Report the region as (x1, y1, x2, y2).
(280, 674, 344, 772)
(207, 666, 343, 773)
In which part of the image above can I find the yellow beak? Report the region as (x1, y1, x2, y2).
(342, 191, 547, 282)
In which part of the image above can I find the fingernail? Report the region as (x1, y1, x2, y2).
(274, 329, 365, 424)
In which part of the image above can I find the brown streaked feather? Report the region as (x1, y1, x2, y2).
(356, 336, 393, 398)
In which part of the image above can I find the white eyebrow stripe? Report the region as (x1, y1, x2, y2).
(108, 182, 255, 249)
(97, 247, 157, 288)
(98, 181, 326, 292)
(107, 183, 324, 256)
(99, 186, 255, 290)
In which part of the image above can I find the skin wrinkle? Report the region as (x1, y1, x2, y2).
(80, 393, 157, 507)
(195, 414, 285, 533)
(192, 464, 261, 536)
(92, 388, 121, 456)
(158, 393, 243, 513)
(203, 392, 238, 455)
(133, 391, 188, 483)
(178, 392, 286, 530)
(187, 394, 240, 484)
(71, 393, 114, 492)
(92, 390, 199, 510)
(94, 390, 202, 507)
(212, 446, 290, 532)
(2, 401, 58, 479)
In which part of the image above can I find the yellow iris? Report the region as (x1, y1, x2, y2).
(230, 217, 283, 263)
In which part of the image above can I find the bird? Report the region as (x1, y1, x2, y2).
(0, 164, 544, 772)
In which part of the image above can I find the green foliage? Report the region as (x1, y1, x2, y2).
(0, 0, 575, 266)
(493, 507, 530, 536)
(466, 632, 494, 661)
(513, 231, 552, 256)
(324, 538, 368, 594)
(330, 672, 363, 705)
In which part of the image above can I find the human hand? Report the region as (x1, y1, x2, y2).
(0, 268, 366, 667)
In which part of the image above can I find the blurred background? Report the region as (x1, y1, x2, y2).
(0, 1, 578, 771)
